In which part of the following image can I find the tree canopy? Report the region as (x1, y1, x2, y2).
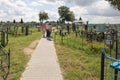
(106, 0, 120, 10)
(39, 11, 49, 24)
(58, 6, 75, 22)
(20, 18, 24, 23)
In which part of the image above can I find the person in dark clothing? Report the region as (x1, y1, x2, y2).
(67, 23, 70, 34)
(72, 23, 76, 32)
(46, 22, 52, 39)
(85, 24, 88, 32)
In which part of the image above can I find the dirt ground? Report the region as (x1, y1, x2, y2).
(24, 39, 39, 56)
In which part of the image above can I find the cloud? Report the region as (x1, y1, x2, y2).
(45, 10, 59, 21)
(0, 0, 120, 23)
(30, 1, 42, 7)
(0, 0, 15, 9)
(0, 11, 7, 18)
(25, 11, 39, 22)
(37, 0, 56, 6)
(46, 0, 56, 2)
(87, 0, 120, 16)
(66, 0, 99, 6)
(0, 0, 27, 15)
(15, 0, 27, 7)
(68, 0, 120, 23)
(56, 0, 65, 7)
(70, 6, 88, 18)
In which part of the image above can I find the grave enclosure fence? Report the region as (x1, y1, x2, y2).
(53, 27, 105, 54)
(0, 29, 10, 80)
(0, 23, 12, 80)
(52, 24, 120, 80)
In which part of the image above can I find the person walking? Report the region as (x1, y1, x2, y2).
(46, 22, 52, 40)
(41, 23, 46, 38)
(49, 23, 52, 37)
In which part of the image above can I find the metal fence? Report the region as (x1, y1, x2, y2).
(0, 45, 10, 80)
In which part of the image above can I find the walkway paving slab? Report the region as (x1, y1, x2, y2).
(20, 38, 63, 80)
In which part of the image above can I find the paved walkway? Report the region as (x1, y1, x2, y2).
(20, 38, 63, 80)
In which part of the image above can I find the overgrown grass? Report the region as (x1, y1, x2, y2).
(55, 43, 100, 80)
(54, 32, 120, 80)
(5, 28, 42, 80)
(53, 32, 105, 54)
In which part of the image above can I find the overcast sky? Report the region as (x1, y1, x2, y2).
(0, 0, 120, 24)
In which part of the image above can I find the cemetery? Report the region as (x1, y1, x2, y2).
(53, 22, 120, 80)
(0, 0, 120, 80)
(0, 20, 41, 80)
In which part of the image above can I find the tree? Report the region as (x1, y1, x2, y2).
(20, 18, 24, 23)
(106, 0, 120, 10)
(79, 17, 82, 20)
(7, 21, 10, 23)
(66, 11, 75, 22)
(39, 11, 49, 25)
(13, 19, 16, 23)
(58, 6, 75, 22)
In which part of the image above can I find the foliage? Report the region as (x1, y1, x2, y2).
(54, 30, 120, 80)
(6, 28, 41, 80)
(106, 0, 120, 10)
(39, 11, 49, 24)
(53, 32, 104, 54)
(58, 6, 75, 22)
(66, 11, 75, 22)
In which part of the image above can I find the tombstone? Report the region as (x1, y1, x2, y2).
(25, 25, 29, 36)
(105, 33, 112, 45)
(105, 31, 114, 49)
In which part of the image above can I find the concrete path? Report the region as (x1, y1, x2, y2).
(20, 38, 63, 80)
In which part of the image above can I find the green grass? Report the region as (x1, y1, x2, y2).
(55, 44, 100, 80)
(54, 32, 120, 80)
(53, 32, 105, 54)
(5, 28, 42, 80)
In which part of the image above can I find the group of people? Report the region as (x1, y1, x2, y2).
(41, 22, 77, 39)
(41, 22, 52, 40)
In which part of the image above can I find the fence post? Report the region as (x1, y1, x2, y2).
(1, 31, 5, 47)
(76, 31, 77, 37)
(114, 30, 118, 80)
(100, 48, 105, 80)
(60, 29, 62, 36)
(61, 32, 63, 44)
(54, 32, 56, 42)
(21, 26, 24, 33)
(8, 49, 10, 69)
(25, 25, 29, 36)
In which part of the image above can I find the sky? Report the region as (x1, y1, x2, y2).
(0, 0, 120, 24)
